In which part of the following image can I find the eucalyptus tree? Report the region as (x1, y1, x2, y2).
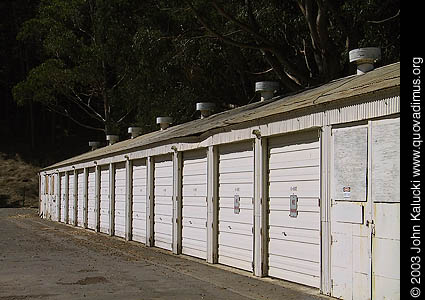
(185, 0, 400, 92)
(13, 0, 144, 135)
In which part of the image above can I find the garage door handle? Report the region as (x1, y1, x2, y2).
(228, 225, 232, 229)
(189, 220, 192, 224)
(282, 232, 287, 236)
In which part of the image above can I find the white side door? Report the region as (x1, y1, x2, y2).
(99, 165, 110, 234)
(68, 173, 75, 225)
(114, 162, 126, 238)
(132, 159, 147, 243)
(268, 131, 321, 288)
(77, 170, 85, 227)
(218, 142, 254, 272)
(182, 150, 208, 259)
(154, 155, 174, 251)
(87, 168, 96, 230)
(330, 125, 371, 300)
(60, 173, 66, 223)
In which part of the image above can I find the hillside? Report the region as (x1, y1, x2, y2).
(0, 152, 39, 208)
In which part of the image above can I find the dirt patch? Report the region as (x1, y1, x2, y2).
(56, 276, 108, 286)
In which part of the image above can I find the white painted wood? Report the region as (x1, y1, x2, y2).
(99, 165, 110, 234)
(56, 173, 61, 222)
(320, 125, 332, 295)
(332, 202, 363, 224)
(218, 142, 254, 272)
(372, 203, 400, 299)
(172, 150, 182, 254)
(182, 150, 208, 259)
(76, 169, 85, 227)
(331, 124, 372, 300)
(253, 134, 268, 277)
(87, 167, 96, 230)
(146, 157, 155, 246)
(114, 162, 126, 238)
(68, 172, 75, 225)
(73, 170, 78, 226)
(109, 163, 115, 236)
(206, 146, 218, 264)
(132, 159, 147, 243)
(125, 159, 132, 241)
(370, 118, 400, 203)
(94, 165, 100, 232)
(83, 168, 88, 228)
(332, 126, 368, 201)
(267, 131, 321, 288)
(60, 173, 66, 223)
(154, 155, 173, 251)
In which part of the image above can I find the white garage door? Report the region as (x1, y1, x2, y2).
(114, 162, 126, 238)
(132, 159, 147, 243)
(77, 170, 85, 227)
(68, 173, 75, 225)
(218, 142, 254, 272)
(99, 165, 110, 234)
(268, 131, 321, 288)
(87, 168, 96, 230)
(60, 173, 66, 223)
(182, 150, 208, 259)
(154, 155, 173, 251)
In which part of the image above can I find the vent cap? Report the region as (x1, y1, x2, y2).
(196, 102, 215, 118)
(106, 134, 119, 145)
(88, 141, 101, 151)
(349, 47, 381, 75)
(128, 127, 142, 138)
(156, 117, 173, 130)
(255, 81, 280, 101)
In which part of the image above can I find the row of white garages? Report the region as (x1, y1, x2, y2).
(41, 130, 321, 288)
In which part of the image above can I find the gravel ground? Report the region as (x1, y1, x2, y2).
(0, 208, 332, 300)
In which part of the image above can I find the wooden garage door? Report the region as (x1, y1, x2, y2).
(268, 131, 320, 288)
(154, 155, 173, 251)
(76, 169, 85, 227)
(114, 162, 126, 238)
(68, 173, 75, 225)
(182, 150, 208, 259)
(218, 142, 254, 272)
(132, 159, 147, 243)
(60, 173, 66, 223)
(99, 165, 110, 234)
(87, 168, 96, 230)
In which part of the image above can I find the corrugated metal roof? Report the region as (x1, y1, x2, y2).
(44, 62, 400, 170)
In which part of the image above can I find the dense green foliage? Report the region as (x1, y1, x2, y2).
(9, 0, 400, 140)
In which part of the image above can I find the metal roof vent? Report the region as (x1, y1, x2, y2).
(196, 102, 215, 119)
(106, 134, 119, 145)
(88, 141, 101, 151)
(128, 127, 142, 138)
(156, 117, 173, 130)
(349, 47, 381, 75)
(255, 81, 280, 101)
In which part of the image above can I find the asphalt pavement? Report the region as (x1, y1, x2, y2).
(0, 208, 332, 300)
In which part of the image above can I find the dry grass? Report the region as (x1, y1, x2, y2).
(0, 152, 39, 208)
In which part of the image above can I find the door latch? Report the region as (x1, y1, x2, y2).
(366, 219, 376, 236)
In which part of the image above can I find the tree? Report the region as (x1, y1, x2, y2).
(13, 0, 143, 135)
(185, 0, 400, 92)
(13, 0, 400, 140)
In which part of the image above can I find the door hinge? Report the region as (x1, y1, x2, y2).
(330, 235, 333, 245)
